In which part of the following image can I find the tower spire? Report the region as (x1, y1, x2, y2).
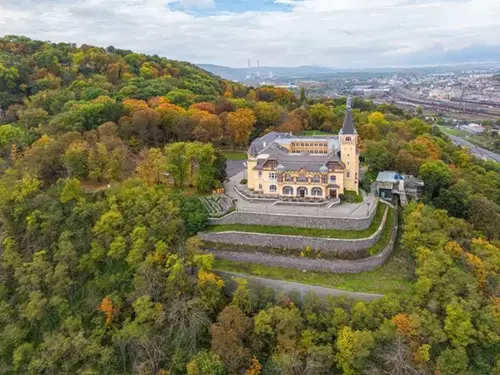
(341, 96, 356, 135)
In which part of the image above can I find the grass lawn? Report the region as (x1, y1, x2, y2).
(301, 130, 333, 136)
(207, 203, 386, 239)
(212, 215, 413, 295)
(222, 150, 247, 160)
(218, 147, 247, 160)
(368, 207, 394, 255)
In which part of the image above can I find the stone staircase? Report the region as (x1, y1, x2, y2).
(399, 192, 408, 207)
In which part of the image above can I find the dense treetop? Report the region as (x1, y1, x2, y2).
(0, 36, 500, 375)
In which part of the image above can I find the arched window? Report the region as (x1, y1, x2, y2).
(284, 174, 293, 182)
(269, 185, 277, 192)
(312, 175, 320, 183)
(311, 187, 323, 196)
(283, 186, 293, 195)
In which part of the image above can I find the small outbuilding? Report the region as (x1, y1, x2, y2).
(376, 171, 402, 200)
(375, 171, 424, 206)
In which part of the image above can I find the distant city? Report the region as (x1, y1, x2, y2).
(198, 62, 500, 122)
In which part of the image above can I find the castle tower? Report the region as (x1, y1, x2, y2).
(339, 97, 359, 193)
(246, 142, 258, 190)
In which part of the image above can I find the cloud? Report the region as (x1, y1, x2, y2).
(0, 0, 499, 68)
(168, 0, 216, 9)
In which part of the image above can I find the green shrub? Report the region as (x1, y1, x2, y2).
(181, 197, 209, 236)
(240, 179, 248, 185)
(361, 174, 372, 193)
(340, 190, 363, 203)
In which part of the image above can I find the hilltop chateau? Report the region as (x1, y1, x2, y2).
(247, 99, 359, 199)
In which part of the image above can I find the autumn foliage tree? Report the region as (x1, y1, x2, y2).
(135, 147, 168, 186)
(227, 108, 256, 148)
(99, 297, 117, 326)
(211, 306, 252, 374)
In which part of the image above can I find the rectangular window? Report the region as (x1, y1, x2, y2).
(269, 185, 277, 192)
(258, 184, 262, 190)
(330, 175, 337, 183)
(258, 171, 262, 177)
(269, 172, 277, 180)
(347, 172, 350, 178)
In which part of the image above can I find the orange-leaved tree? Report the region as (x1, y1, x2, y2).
(227, 108, 256, 148)
(99, 297, 117, 326)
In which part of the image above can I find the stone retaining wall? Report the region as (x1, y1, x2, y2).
(208, 210, 399, 274)
(208, 200, 379, 230)
(201, 207, 388, 255)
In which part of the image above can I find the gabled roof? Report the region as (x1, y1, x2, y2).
(253, 151, 345, 172)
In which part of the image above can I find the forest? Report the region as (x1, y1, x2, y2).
(0, 35, 499, 375)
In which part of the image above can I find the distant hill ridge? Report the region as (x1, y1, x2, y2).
(197, 62, 500, 81)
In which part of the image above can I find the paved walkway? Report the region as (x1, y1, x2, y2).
(226, 171, 377, 218)
(216, 270, 383, 301)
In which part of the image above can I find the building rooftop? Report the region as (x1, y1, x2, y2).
(247, 101, 356, 174)
(253, 142, 345, 172)
(376, 171, 402, 184)
(248, 132, 340, 157)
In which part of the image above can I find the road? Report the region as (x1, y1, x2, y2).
(443, 132, 500, 163)
(216, 270, 383, 301)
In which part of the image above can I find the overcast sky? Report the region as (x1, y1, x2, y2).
(1, 0, 500, 68)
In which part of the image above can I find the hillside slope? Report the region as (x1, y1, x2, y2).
(0, 35, 228, 110)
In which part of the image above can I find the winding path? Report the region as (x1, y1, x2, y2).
(216, 270, 383, 301)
